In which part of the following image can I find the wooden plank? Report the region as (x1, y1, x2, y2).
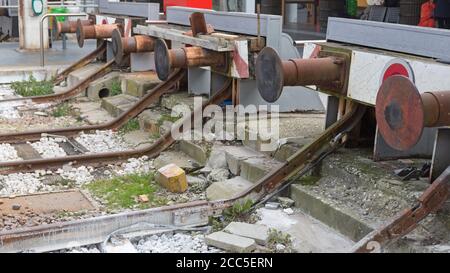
(12, 143, 41, 160)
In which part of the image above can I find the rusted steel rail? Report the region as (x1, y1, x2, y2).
(0, 69, 185, 144)
(0, 59, 114, 104)
(53, 41, 107, 86)
(0, 77, 232, 174)
(352, 166, 450, 253)
(0, 101, 367, 253)
(376, 75, 450, 151)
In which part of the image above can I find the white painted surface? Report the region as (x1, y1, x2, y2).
(19, 0, 49, 50)
(348, 50, 450, 105)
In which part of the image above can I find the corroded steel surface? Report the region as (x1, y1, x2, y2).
(155, 38, 225, 81)
(256, 47, 346, 103)
(112, 29, 155, 64)
(76, 19, 122, 48)
(376, 75, 450, 151)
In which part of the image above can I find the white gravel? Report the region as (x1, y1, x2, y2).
(114, 156, 154, 176)
(0, 143, 21, 162)
(0, 85, 21, 119)
(0, 172, 53, 196)
(75, 130, 130, 153)
(135, 232, 220, 253)
(56, 165, 95, 185)
(30, 137, 67, 158)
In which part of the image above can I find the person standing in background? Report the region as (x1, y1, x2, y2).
(435, 0, 450, 29)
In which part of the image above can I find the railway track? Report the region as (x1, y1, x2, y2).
(0, 69, 185, 144)
(0, 101, 366, 252)
(1, 97, 446, 253)
(0, 59, 114, 105)
(0, 75, 231, 174)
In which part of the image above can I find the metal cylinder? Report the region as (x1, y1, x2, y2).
(57, 19, 93, 35)
(76, 19, 122, 48)
(376, 75, 450, 151)
(111, 29, 155, 64)
(154, 38, 226, 81)
(256, 47, 345, 103)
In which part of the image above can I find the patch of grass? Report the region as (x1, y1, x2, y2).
(110, 79, 122, 96)
(297, 175, 320, 186)
(11, 75, 53, 97)
(84, 172, 168, 210)
(52, 102, 72, 117)
(157, 113, 182, 126)
(119, 118, 140, 134)
(267, 228, 294, 253)
(223, 199, 254, 222)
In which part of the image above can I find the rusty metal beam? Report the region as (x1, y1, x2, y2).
(154, 38, 226, 81)
(376, 75, 450, 151)
(255, 47, 347, 103)
(353, 166, 450, 253)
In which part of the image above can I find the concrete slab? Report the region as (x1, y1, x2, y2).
(121, 71, 161, 98)
(67, 63, 104, 90)
(101, 94, 139, 117)
(257, 208, 354, 253)
(161, 92, 207, 112)
(206, 176, 253, 201)
(153, 150, 202, 172)
(205, 231, 256, 253)
(137, 108, 173, 135)
(224, 145, 265, 175)
(179, 140, 208, 165)
(122, 130, 154, 149)
(87, 72, 120, 100)
(0, 190, 95, 215)
(240, 157, 283, 183)
(224, 222, 269, 246)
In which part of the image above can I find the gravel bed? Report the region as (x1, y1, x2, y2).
(75, 130, 130, 153)
(0, 143, 21, 162)
(30, 137, 67, 158)
(0, 172, 52, 195)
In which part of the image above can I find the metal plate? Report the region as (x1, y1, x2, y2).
(375, 75, 425, 151)
(154, 38, 171, 81)
(255, 47, 284, 103)
(76, 19, 85, 48)
(111, 28, 124, 64)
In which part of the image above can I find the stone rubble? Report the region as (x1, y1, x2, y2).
(135, 232, 221, 253)
(0, 85, 21, 119)
(114, 156, 154, 175)
(30, 137, 67, 158)
(75, 130, 130, 153)
(56, 165, 95, 185)
(0, 143, 21, 162)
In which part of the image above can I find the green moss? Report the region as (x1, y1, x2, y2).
(84, 172, 168, 210)
(297, 175, 320, 186)
(11, 75, 53, 97)
(110, 79, 122, 96)
(157, 113, 181, 126)
(119, 118, 140, 134)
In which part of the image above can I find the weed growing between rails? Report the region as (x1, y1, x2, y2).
(169, 97, 280, 152)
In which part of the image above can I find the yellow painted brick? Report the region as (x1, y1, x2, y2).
(155, 163, 188, 193)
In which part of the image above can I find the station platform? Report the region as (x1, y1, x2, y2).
(0, 39, 97, 84)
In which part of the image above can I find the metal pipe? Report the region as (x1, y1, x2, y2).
(376, 75, 450, 151)
(76, 20, 122, 48)
(154, 38, 226, 81)
(56, 18, 93, 35)
(40, 13, 88, 67)
(111, 29, 155, 64)
(255, 46, 345, 103)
